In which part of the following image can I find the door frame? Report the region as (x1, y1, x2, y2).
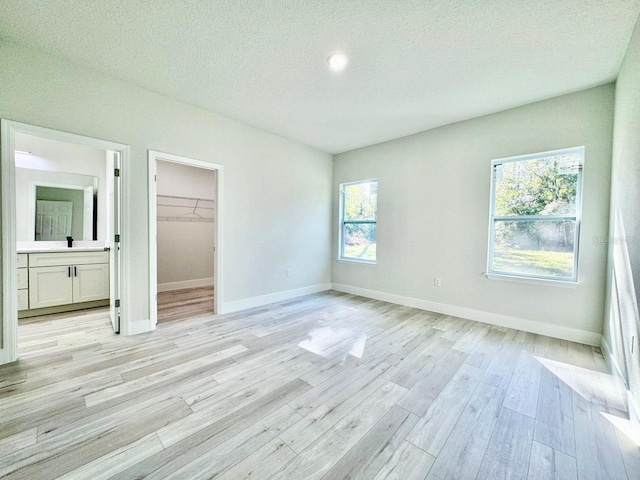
(0, 119, 130, 364)
(148, 150, 223, 325)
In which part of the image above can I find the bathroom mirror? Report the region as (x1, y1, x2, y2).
(16, 168, 98, 242)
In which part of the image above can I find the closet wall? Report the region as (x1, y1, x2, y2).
(157, 161, 216, 291)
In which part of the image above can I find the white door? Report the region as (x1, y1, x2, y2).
(36, 200, 73, 241)
(108, 151, 122, 333)
(29, 266, 73, 308)
(73, 264, 110, 303)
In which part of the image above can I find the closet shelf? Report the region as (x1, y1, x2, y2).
(157, 194, 215, 223)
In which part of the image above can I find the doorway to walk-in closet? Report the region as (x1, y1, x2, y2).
(149, 151, 222, 326)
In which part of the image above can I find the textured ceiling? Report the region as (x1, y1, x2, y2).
(0, 1, 639, 153)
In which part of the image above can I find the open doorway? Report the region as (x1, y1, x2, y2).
(148, 151, 223, 326)
(0, 120, 128, 364)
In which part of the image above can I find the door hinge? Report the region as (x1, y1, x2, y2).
(154, 174, 157, 182)
(114, 168, 120, 177)
(115, 299, 120, 308)
(115, 234, 120, 243)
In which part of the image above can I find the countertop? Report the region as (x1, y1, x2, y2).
(17, 247, 110, 254)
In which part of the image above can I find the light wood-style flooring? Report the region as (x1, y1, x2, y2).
(157, 286, 214, 324)
(2, 290, 639, 479)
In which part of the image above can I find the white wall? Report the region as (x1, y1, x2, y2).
(157, 161, 216, 289)
(157, 160, 216, 199)
(14, 133, 107, 243)
(333, 85, 614, 343)
(0, 41, 332, 324)
(604, 15, 640, 417)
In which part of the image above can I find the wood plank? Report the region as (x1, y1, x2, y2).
(503, 349, 543, 418)
(160, 405, 301, 480)
(270, 382, 408, 480)
(406, 364, 483, 456)
(216, 437, 296, 480)
(573, 391, 629, 480)
(372, 441, 435, 480)
(527, 440, 577, 480)
(533, 366, 576, 456)
(476, 407, 535, 479)
(113, 379, 310, 479)
(320, 405, 418, 479)
(425, 383, 505, 480)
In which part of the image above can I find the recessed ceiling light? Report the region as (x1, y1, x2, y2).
(327, 53, 348, 72)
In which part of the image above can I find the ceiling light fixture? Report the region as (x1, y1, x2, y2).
(327, 53, 349, 72)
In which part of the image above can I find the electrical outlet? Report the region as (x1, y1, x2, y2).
(286, 269, 292, 277)
(434, 278, 442, 287)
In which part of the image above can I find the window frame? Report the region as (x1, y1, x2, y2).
(487, 146, 585, 284)
(338, 178, 378, 265)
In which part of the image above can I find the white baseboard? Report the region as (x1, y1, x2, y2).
(158, 277, 214, 292)
(332, 283, 601, 346)
(221, 283, 332, 314)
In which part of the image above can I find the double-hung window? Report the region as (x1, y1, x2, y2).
(487, 147, 584, 282)
(339, 179, 378, 263)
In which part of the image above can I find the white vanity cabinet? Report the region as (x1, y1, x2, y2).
(26, 251, 110, 310)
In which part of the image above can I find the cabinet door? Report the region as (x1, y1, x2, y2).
(29, 266, 73, 309)
(73, 264, 110, 303)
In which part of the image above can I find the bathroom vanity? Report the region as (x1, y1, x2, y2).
(17, 248, 110, 318)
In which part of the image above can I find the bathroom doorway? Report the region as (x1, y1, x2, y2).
(148, 151, 223, 326)
(0, 120, 128, 364)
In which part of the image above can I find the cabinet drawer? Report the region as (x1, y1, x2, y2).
(17, 268, 28, 289)
(17, 254, 28, 268)
(18, 289, 29, 311)
(29, 251, 109, 268)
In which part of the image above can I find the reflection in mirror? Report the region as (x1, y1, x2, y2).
(34, 185, 95, 241)
(16, 167, 98, 242)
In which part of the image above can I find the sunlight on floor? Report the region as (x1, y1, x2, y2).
(535, 355, 639, 448)
(602, 412, 640, 447)
(298, 326, 367, 359)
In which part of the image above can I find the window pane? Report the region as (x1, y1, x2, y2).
(492, 220, 576, 278)
(495, 156, 579, 217)
(344, 181, 377, 221)
(343, 223, 376, 261)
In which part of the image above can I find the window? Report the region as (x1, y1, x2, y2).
(339, 179, 378, 263)
(487, 147, 584, 282)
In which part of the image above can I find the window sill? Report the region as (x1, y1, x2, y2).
(484, 273, 579, 289)
(337, 258, 376, 267)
